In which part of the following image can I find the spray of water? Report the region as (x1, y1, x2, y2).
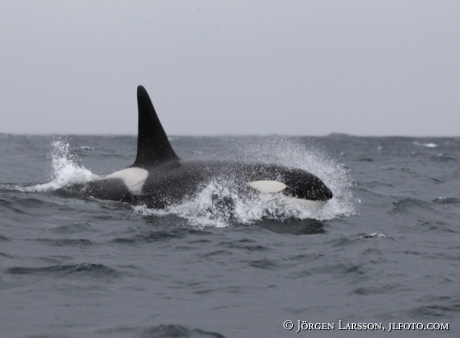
(20, 138, 355, 227)
(135, 137, 356, 228)
(20, 140, 97, 193)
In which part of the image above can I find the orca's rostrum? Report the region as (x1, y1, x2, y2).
(85, 86, 333, 209)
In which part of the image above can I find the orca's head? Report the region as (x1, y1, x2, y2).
(248, 168, 333, 209)
(281, 169, 333, 202)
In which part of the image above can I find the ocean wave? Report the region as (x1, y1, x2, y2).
(95, 324, 226, 338)
(6, 263, 120, 280)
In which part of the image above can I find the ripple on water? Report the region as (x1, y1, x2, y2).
(35, 238, 94, 247)
(432, 197, 460, 205)
(219, 240, 268, 252)
(0, 235, 10, 241)
(50, 222, 94, 234)
(353, 283, 409, 296)
(6, 263, 121, 281)
(391, 198, 432, 213)
(248, 258, 278, 270)
(198, 250, 233, 259)
(310, 262, 367, 281)
(257, 218, 327, 235)
(109, 228, 209, 245)
(0, 252, 13, 259)
(408, 304, 460, 319)
(110, 231, 185, 245)
(95, 324, 226, 338)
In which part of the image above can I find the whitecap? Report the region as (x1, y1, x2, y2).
(412, 141, 437, 148)
(361, 233, 386, 238)
(80, 146, 96, 150)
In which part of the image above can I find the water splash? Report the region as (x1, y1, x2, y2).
(19, 137, 355, 227)
(413, 141, 437, 148)
(20, 140, 97, 193)
(135, 137, 356, 228)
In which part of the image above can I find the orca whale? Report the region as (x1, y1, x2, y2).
(84, 86, 333, 209)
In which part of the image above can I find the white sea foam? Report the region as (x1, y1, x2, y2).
(361, 233, 386, 238)
(412, 141, 437, 148)
(20, 140, 97, 193)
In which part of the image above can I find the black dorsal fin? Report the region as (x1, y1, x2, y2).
(132, 86, 180, 167)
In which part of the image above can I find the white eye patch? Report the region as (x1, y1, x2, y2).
(248, 180, 287, 193)
(95, 167, 148, 195)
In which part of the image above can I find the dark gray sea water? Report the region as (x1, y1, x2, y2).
(1, 134, 459, 337)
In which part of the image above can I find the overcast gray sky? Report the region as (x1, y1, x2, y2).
(1, 1, 459, 136)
